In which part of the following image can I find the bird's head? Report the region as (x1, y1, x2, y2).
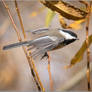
(59, 29, 79, 45)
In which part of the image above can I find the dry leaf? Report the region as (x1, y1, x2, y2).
(41, 0, 88, 20)
(59, 15, 85, 30)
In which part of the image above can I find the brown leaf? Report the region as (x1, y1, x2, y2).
(41, 0, 88, 20)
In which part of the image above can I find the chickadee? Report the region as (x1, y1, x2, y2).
(3, 28, 78, 59)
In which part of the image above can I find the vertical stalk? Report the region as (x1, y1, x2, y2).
(14, 0, 26, 39)
(85, 2, 91, 91)
(14, 0, 45, 91)
(1, 0, 21, 41)
(47, 52, 53, 91)
(2, 0, 45, 91)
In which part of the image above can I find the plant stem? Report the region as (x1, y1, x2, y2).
(14, 0, 44, 91)
(47, 52, 53, 91)
(85, 2, 91, 91)
(2, 0, 21, 41)
(14, 0, 26, 39)
(2, 0, 45, 91)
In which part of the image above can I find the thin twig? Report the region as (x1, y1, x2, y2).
(85, 2, 91, 91)
(23, 48, 45, 92)
(2, 0, 21, 41)
(14, 0, 44, 91)
(14, 0, 26, 39)
(47, 52, 53, 91)
(2, 0, 45, 91)
(30, 57, 45, 92)
(14, 0, 45, 90)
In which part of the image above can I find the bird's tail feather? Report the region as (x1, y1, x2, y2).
(3, 41, 32, 50)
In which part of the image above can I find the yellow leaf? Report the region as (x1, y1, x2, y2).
(65, 34, 92, 68)
(59, 15, 85, 30)
(68, 19, 85, 30)
(45, 9, 55, 27)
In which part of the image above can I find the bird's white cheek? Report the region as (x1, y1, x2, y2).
(59, 30, 76, 39)
(65, 35, 76, 39)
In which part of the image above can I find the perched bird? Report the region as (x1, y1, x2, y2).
(3, 28, 78, 59)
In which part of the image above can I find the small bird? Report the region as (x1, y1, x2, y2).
(3, 28, 79, 59)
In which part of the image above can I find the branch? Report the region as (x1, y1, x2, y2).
(2, 0, 21, 41)
(14, 0, 26, 39)
(85, 2, 91, 91)
(2, 0, 45, 91)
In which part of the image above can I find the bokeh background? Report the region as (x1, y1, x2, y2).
(0, 1, 92, 91)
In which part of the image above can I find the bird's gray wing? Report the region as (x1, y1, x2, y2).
(28, 36, 65, 59)
(27, 28, 49, 34)
(26, 28, 62, 35)
(31, 43, 57, 59)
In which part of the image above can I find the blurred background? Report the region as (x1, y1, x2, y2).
(0, 1, 92, 91)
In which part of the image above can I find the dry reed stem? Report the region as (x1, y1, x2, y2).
(30, 57, 45, 92)
(1, 0, 21, 41)
(14, 1, 45, 90)
(85, 2, 91, 91)
(47, 52, 53, 91)
(14, 1, 44, 91)
(2, 0, 45, 91)
(23, 48, 45, 92)
(14, 0, 26, 39)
